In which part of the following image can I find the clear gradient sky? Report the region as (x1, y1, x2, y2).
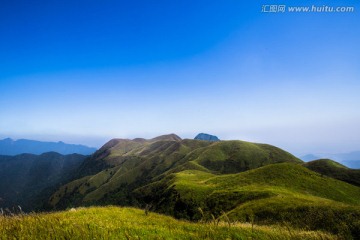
(0, 0, 359, 155)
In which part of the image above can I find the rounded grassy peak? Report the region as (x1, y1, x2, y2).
(305, 159, 348, 169)
(189, 140, 302, 174)
(150, 134, 182, 142)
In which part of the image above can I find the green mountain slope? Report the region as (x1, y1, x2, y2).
(136, 163, 360, 237)
(304, 159, 360, 187)
(50, 135, 300, 207)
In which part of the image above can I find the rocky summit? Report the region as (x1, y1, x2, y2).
(194, 133, 220, 141)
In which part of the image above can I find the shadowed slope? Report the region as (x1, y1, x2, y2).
(304, 159, 360, 187)
(0, 152, 86, 210)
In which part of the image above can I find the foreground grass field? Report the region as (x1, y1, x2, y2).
(0, 206, 336, 240)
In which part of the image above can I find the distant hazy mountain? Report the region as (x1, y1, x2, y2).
(301, 151, 360, 169)
(300, 154, 320, 162)
(330, 151, 360, 169)
(0, 152, 86, 211)
(194, 133, 220, 141)
(334, 151, 360, 161)
(0, 138, 97, 155)
(341, 160, 360, 169)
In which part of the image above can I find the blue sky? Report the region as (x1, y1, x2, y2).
(0, 0, 359, 155)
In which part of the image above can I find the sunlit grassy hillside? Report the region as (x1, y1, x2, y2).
(137, 163, 360, 238)
(0, 206, 336, 240)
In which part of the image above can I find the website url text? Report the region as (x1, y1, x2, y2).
(261, 5, 355, 13)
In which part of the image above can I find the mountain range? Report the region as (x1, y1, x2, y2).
(0, 138, 97, 156)
(1, 133, 359, 238)
(45, 134, 360, 237)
